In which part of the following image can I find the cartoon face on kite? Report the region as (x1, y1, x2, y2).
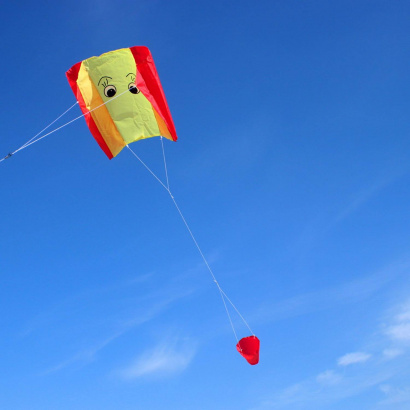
(98, 72, 140, 97)
(66, 47, 177, 159)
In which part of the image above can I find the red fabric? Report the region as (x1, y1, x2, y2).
(130, 46, 178, 141)
(66, 61, 114, 159)
(236, 336, 260, 365)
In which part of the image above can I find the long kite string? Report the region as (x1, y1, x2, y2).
(126, 142, 255, 340)
(1, 86, 138, 163)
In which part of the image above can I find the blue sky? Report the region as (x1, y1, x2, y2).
(1, 1, 410, 409)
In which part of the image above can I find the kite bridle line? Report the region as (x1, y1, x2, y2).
(0, 86, 139, 163)
(126, 141, 255, 343)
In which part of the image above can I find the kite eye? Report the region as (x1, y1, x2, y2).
(128, 83, 140, 94)
(104, 85, 117, 98)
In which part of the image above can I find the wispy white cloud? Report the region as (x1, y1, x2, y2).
(316, 370, 342, 385)
(385, 302, 410, 343)
(293, 174, 405, 255)
(251, 258, 410, 325)
(379, 384, 410, 408)
(387, 323, 410, 342)
(42, 288, 194, 374)
(397, 309, 410, 322)
(254, 370, 390, 410)
(383, 348, 404, 359)
(42, 330, 129, 375)
(331, 176, 396, 226)
(118, 337, 196, 379)
(35, 273, 197, 375)
(337, 352, 371, 366)
(252, 297, 410, 410)
(21, 273, 155, 337)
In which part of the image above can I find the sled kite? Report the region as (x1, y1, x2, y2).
(66, 46, 177, 159)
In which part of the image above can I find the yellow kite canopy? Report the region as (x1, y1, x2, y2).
(66, 46, 177, 159)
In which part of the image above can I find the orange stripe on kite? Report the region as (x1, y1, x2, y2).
(66, 61, 114, 159)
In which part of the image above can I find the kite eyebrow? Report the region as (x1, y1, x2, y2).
(126, 73, 136, 78)
(98, 76, 112, 86)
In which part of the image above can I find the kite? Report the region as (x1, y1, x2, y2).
(2, 46, 260, 366)
(66, 46, 177, 159)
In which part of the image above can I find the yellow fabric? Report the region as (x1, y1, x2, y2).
(81, 48, 162, 147)
(77, 63, 125, 157)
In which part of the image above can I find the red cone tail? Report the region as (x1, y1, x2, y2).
(236, 336, 260, 365)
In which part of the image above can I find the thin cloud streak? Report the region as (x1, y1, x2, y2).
(331, 176, 396, 226)
(383, 348, 404, 359)
(251, 258, 410, 325)
(379, 384, 410, 408)
(41, 286, 195, 374)
(20, 273, 155, 338)
(118, 337, 197, 379)
(338, 352, 371, 366)
(316, 370, 342, 386)
(252, 297, 410, 410)
(385, 301, 410, 343)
